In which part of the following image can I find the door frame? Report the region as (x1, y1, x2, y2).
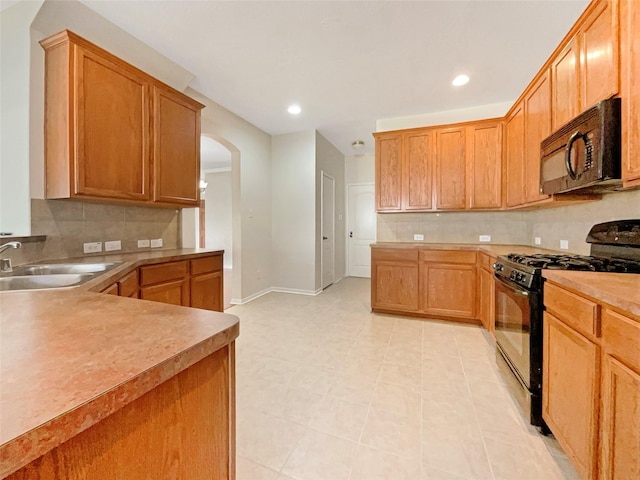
(321, 171, 336, 289)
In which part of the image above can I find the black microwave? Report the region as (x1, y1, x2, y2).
(539, 98, 621, 195)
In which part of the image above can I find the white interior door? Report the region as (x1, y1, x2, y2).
(321, 173, 335, 289)
(347, 184, 375, 278)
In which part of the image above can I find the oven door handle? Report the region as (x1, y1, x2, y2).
(494, 274, 530, 297)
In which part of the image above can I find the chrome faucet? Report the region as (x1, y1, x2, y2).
(0, 241, 21, 273)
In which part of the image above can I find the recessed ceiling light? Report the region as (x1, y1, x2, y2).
(287, 104, 301, 115)
(352, 140, 365, 149)
(452, 74, 470, 86)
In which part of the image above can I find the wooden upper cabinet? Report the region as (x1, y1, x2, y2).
(74, 46, 150, 200)
(435, 127, 466, 210)
(580, 0, 619, 110)
(402, 130, 434, 210)
(153, 88, 201, 205)
(505, 103, 525, 207)
(466, 121, 502, 209)
(620, 0, 640, 186)
(552, 35, 581, 130)
(523, 71, 552, 204)
(40, 30, 203, 207)
(375, 132, 403, 211)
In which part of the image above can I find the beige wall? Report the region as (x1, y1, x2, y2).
(204, 171, 233, 268)
(316, 132, 346, 288)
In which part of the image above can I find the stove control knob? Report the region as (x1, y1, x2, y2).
(493, 263, 503, 272)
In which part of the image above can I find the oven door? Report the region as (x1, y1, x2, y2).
(494, 275, 533, 388)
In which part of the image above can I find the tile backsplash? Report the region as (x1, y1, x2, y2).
(377, 188, 640, 254)
(3, 199, 180, 265)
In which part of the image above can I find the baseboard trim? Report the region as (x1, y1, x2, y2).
(271, 287, 321, 296)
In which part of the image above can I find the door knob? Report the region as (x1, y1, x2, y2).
(323, 236, 328, 240)
(349, 231, 353, 238)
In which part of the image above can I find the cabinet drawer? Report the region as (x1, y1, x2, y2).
(544, 282, 600, 338)
(602, 309, 640, 373)
(479, 253, 495, 271)
(118, 269, 139, 298)
(140, 261, 188, 286)
(420, 250, 476, 264)
(372, 248, 418, 263)
(191, 255, 222, 276)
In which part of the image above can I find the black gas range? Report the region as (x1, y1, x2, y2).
(492, 220, 640, 431)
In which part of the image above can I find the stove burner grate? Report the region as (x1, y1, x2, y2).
(505, 253, 640, 273)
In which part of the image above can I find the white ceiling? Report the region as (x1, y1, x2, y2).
(75, 1, 588, 156)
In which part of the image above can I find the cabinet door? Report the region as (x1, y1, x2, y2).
(600, 355, 640, 480)
(420, 263, 476, 319)
(371, 249, 419, 312)
(375, 133, 403, 211)
(543, 313, 599, 480)
(505, 103, 525, 207)
(478, 267, 495, 334)
(75, 46, 150, 200)
(467, 122, 502, 209)
(524, 71, 552, 203)
(580, 0, 619, 110)
(621, 0, 640, 185)
(552, 36, 580, 129)
(153, 87, 201, 205)
(118, 269, 139, 298)
(435, 127, 466, 210)
(402, 130, 433, 210)
(191, 271, 223, 312)
(141, 279, 189, 306)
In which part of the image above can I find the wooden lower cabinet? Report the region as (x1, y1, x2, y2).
(371, 247, 478, 323)
(190, 255, 224, 311)
(371, 248, 419, 312)
(543, 312, 600, 480)
(140, 261, 190, 307)
(543, 281, 640, 480)
(8, 345, 235, 480)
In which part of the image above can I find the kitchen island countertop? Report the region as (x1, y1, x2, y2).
(0, 248, 238, 477)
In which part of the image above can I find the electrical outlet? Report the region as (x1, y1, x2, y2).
(104, 240, 121, 252)
(534, 237, 542, 246)
(560, 240, 569, 250)
(414, 234, 424, 241)
(138, 239, 150, 248)
(479, 235, 491, 242)
(150, 238, 163, 248)
(83, 242, 102, 254)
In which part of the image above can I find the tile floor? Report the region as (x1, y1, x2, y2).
(227, 277, 580, 480)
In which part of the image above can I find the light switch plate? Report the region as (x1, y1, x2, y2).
(414, 234, 424, 241)
(83, 242, 102, 254)
(534, 237, 542, 245)
(104, 240, 121, 252)
(479, 235, 491, 242)
(560, 240, 569, 250)
(138, 239, 150, 248)
(150, 238, 163, 248)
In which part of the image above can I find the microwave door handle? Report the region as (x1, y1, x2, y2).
(565, 131, 582, 180)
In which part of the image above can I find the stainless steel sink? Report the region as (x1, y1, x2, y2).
(0, 273, 96, 291)
(11, 262, 120, 275)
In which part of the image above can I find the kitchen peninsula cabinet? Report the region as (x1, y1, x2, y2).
(190, 255, 224, 312)
(140, 260, 190, 306)
(620, 0, 640, 186)
(40, 30, 203, 208)
(542, 276, 640, 480)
